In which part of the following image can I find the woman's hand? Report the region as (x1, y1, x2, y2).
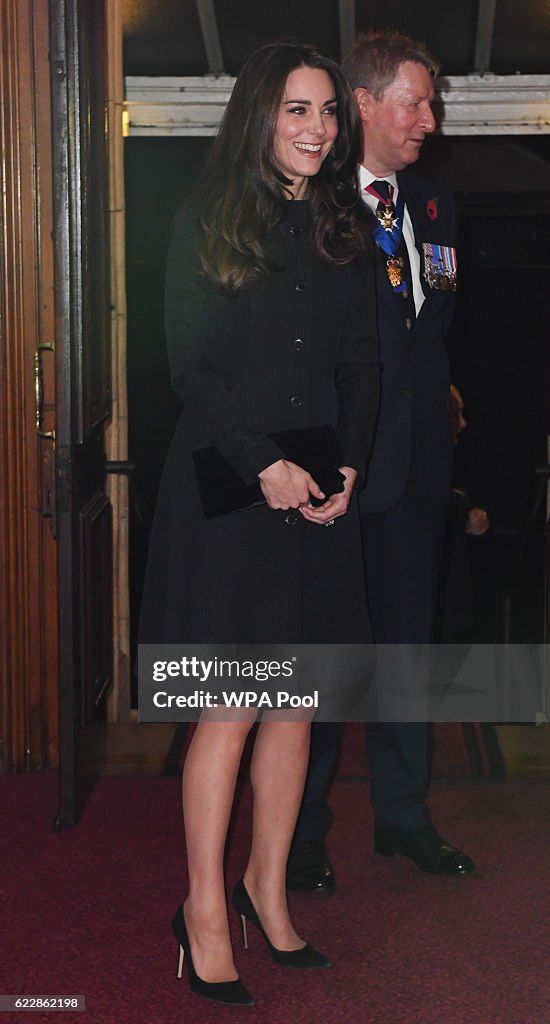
(299, 467, 358, 526)
(258, 459, 325, 510)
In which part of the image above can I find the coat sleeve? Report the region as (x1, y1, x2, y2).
(164, 207, 285, 484)
(335, 249, 380, 481)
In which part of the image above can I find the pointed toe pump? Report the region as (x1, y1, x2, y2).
(231, 878, 331, 969)
(171, 905, 254, 1007)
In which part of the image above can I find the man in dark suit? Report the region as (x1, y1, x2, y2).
(287, 30, 475, 889)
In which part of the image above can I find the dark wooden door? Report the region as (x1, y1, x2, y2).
(50, 0, 113, 827)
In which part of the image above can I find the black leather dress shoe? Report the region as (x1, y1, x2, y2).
(374, 827, 475, 876)
(286, 841, 336, 892)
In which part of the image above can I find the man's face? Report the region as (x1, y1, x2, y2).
(355, 61, 436, 176)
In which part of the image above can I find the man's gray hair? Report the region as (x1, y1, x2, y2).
(342, 30, 439, 99)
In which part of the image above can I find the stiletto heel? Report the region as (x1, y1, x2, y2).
(171, 905, 254, 1006)
(176, 943, 185, 979)
(231, 878, 331, 969)
(238, 912, 249, 949)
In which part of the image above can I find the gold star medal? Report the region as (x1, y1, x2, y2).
(377, 203, 398, 233)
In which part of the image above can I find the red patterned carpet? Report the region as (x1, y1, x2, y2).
(2, 751, 549, 1024)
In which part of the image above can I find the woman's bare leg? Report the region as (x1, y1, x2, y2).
(243, 719, 311, 949)
(182, 717, 254, 982)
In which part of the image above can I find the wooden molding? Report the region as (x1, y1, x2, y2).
(104, 0, 131, 723)
(0, 0, 58, 770)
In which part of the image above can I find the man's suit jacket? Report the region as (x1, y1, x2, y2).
(359, 169, 456, 514)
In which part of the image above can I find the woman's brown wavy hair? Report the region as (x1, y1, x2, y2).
(199, 40, 369, 293)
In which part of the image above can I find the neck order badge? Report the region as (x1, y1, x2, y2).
(366, 180, 411, 302)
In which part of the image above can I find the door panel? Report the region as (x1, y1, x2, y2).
(78, 0, 111, 439)
(80, 491, 113, 726)
(50, 0, 113, 826)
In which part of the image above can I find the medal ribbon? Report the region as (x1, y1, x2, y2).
(365, 183, 406, 259)
(365, 183, 409, 298)
(425, 242, 458, 287)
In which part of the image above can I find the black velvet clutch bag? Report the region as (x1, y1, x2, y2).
(192, 424, 345, 519)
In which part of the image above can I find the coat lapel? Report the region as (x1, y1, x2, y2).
(398, 172, 431, 300)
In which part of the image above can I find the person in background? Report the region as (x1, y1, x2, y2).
(437, 384, 503, 779)
(450, 383, 490, 537)
(138, 40, 379, 1006)
(438, 383, 490, 639)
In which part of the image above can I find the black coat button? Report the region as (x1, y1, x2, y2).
(293, 338, 304, 350)
(289, 225, 304, 237)
(400, 388, 411, 399)
(405, 317, 413, 330)
(284, 513, 299, 525)
(295, 281, 307, 292)
(290, 395, 302, 408)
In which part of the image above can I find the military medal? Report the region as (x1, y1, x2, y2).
(377, 203, 399, 233)
(422, 242, 457, 291)
(365, 182, 411, 301)
(386, 256, 403, 288)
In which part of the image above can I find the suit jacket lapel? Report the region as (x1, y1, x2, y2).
(397, 171, 432, 302)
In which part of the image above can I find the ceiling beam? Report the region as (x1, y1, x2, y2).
(474, 0, 497, 73)
(195, 0, 224, 75)
(124, 74, 550, 136)
(338, 0, 356, 62)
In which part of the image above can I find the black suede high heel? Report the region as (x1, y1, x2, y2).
(171, 905, 254, 1006)
(231, 878, 331, 969)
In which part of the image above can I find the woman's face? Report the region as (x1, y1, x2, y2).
(273, 66, 339, 199)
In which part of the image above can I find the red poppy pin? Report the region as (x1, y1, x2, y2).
(426, 197, 438, 221)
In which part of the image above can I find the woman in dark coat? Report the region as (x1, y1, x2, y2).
(139, 41, 379, 1006)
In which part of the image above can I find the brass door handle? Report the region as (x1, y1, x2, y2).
(34, 343, 55, 440)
